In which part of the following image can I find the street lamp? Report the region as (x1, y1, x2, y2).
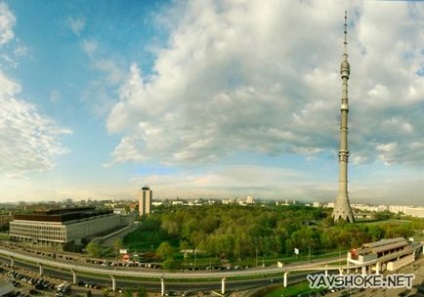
(308, 247, 311, 263)
(255, 246, 258, 267)
(194, 248, 196, 268)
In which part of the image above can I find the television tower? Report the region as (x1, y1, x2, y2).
(332, 11, 354, 223)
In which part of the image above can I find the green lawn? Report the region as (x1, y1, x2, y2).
(0, 233, 10, 240)
(262, 281, 325, 297)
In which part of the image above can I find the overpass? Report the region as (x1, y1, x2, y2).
(0, 243, 421, 296)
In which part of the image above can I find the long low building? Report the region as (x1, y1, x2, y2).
(9, 207, 121, 247)
(348, 237, 422, 273)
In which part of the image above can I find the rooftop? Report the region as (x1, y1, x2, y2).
(13, 207, 113, 223)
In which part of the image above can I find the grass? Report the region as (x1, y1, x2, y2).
(262, 281, 325, 297)
(0, 233, 10, 240)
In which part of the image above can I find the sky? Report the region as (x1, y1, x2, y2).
(1, 0, 424, 205)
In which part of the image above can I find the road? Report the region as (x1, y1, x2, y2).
(0, 246, 350, 280)
(0, 254, 318, 293)
(1, 244, 420, 295)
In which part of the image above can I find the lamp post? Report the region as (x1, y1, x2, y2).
(308, 247, 311, 263)
(194, 248, 196, 268)
(255, 246, 258, 267)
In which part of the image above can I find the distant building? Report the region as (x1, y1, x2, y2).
(353, 213, 376, 220)
(325, 202, 335, 208)
(352, 204, 388, 212)
(139, 186, 152, 216)
(152, 201, 163, 207)
(312, 202, 322, 207)
(119, 213, 136, 227)
(389, 205, 424, 218)
(9, 207, 120, 247)
(171, 199, 184, 206)
(246, 196, 255, 204)
(0, 215, 13, 229)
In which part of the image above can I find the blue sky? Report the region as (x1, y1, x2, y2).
(1, 0, 424, 205)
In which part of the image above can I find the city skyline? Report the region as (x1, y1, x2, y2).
(1, 1, 424, 205)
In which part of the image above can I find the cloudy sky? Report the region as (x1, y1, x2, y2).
(1, 0, 424, 205)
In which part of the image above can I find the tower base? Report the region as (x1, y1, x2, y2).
(332, 196, 354, 223)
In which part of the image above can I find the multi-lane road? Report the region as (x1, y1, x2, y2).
(0, 245, 345, 293)
(0, 253, 317, 293)
(1, 243, 421, 294)
(0, 246, 347, 279)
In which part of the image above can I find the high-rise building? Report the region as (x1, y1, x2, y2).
(139, 186, 152, 217)
(332, 11, 355, 223)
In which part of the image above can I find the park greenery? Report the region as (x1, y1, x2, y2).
(121, 204, 422, 267)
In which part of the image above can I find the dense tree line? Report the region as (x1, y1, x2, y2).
(125, 204, 416, 260)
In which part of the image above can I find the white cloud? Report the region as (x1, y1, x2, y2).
(0, 71, 20, 96)
(78, 37, 126, 119)
(93, 59, 123, 85)
(80, 58, 125, 119)
(67, 16, 85, 36)
(0, 3, 71, 178)
(13, 45, 29, 57)
(106, 0, 424, 169)
(128, 164, 325, 200)
(0, 72, 71, 177)
(49, 89, 61, 104)
(0, 2, 15, 46)
(81, 39, 97, 57)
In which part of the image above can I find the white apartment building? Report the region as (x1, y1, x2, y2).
(389, 205, 424, 218)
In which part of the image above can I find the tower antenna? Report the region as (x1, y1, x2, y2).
(344, 10, 348, 57)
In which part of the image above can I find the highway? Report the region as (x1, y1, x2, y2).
(0, 254, 318, 293)
(0, 247, 348, 279)
(0, 243, 421, 294)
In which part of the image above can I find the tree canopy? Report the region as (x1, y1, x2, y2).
(124, 204, 417, 260)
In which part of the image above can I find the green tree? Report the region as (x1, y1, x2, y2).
(123, 288, 133, 297)
(162, 258, 181, 270)
(156, 241, 174, 260)
(113, 238, 124, 258)
(85, 241, 102, 258)
(136, 286, 147, 297)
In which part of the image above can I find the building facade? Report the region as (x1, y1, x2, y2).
(9, 207, 120, 247)
(0, 215, 13, 229)
(139, 186, 152, 216)
(347, 237, 421, 273)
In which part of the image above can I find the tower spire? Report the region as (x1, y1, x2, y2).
(344, 10, 348, 57)
(332, 11, 354, 223)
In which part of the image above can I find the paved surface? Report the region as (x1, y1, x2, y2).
(324, 257, 424, 297)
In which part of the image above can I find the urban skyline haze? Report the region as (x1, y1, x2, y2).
(1, 0, 424, 205)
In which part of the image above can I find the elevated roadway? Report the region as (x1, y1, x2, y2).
(0, 243, 421, 295)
